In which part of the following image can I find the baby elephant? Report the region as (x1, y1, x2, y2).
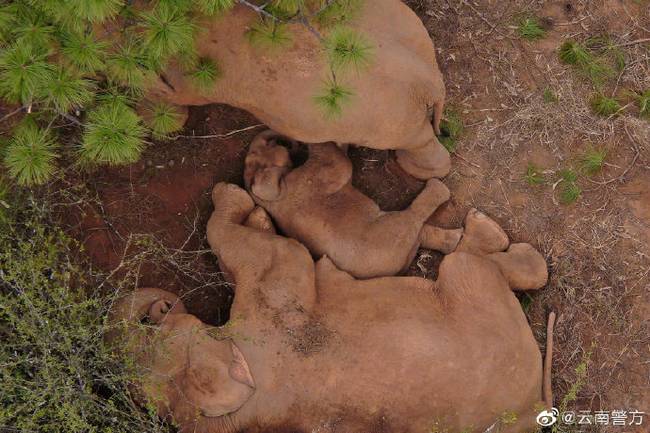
(110, 183, 553, 433)
(244, 130, 463, 279)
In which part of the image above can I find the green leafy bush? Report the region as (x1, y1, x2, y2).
(0, 200, 170, 433)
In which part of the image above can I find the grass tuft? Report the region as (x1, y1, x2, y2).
(524, 163, 545, 185)
(558, 40, 613, 85)
(580, 148, 607, 175)
(590, 94, 621, 117)
(314, 79, 353, 119)
(543, 87, 558, 103)
(517, 17, 546, 40)
(3, 118, 58, 186)
(142, 102, 186, 140)
(437, 109, 463, 153)
(558, 168, 581, 204)
(325, 26, 373, 72)
(81, 99, 147, 165)
(635, 89, 650, 119)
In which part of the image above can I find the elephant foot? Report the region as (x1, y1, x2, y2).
(487, 243, 548, 290)
(211, 183, 256, 224)
(456, 209, 509, 255)
(395, 138, 451, 179)
(244, 206, 276, 234)
(420, 225, 463, 254)
(409, 178, 450, 220)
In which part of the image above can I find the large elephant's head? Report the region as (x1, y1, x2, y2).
(108, 288, 255, 422)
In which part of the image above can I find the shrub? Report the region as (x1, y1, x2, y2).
(0, 199, 170, 433)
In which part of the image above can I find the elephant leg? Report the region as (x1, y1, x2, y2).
(407, 178, 451, 221)
(207, 183, 316, 310)
(395, 137, 451, 179)
(455, 208, 510, 255)
(486, 243, 548, 291)
(419, 225, 462, 254)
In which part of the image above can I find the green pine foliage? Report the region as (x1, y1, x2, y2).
(81, 99, 147, 165)
(196, 0, 236, 16)
(325, 26, 373, 72)
(4, 119, 58, 186)
(247, 19, 293, 49)
(315, 0, 363, 28)
(60, 31, 108, 73)
(271, 0, 305, 15)
(140, 2, 197, 68)
(0, 43, 54, 105)
(44, 67, 95, 113)
(188, 57, 222, 90)
(314, 79, 353, 118)
(106, 40, 150, 91)
(142, 102, 186, 140)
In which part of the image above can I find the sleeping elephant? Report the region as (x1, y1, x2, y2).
(243, 129, 547, 284)
(109, 183, 554, 433)
(143, 0, 450, 179)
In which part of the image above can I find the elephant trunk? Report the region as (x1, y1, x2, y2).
(106, 288, 187, 344)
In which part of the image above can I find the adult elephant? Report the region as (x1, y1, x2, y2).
(109, 183, 554, 433)
(145, 0, 450, 179)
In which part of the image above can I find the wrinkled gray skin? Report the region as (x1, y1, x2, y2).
(111, 183, 552, 433)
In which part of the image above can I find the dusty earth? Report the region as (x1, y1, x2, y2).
(22, 0, 649, 432)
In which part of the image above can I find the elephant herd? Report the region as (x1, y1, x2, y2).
(109, 2, 556, 433)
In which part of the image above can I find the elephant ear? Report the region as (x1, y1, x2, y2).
(251, 166, 288, 201)
(180, 335, 255, 418)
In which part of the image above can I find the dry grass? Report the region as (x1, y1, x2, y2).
(411, 0, 650, 424)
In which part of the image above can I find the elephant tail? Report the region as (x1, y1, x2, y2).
(543, 311, 556, 409)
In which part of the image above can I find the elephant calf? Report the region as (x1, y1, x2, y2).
(110, 183, 553, 433)
(244, 130, 547, 287)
